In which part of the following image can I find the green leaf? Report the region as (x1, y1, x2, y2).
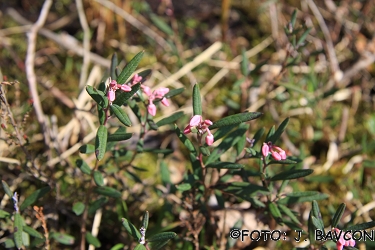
(308, 211, 315, 244)
(116, 51, 144, 84)
(86, 232, 101, 248)
(345, 221, 375, 231)
(286, 191, 319, 197)
(137, 69, 152, 80)
(278, 204, 301, 225)
(269, 203, 283, 224)
(2, 180, 13, 198)
(76, 159, 91, 175)
(149, 14, 173, 35)
(209, 112, 262, 129)
(86, 86, 108, 108)
(252, 127, 265, 146)
(110, 53, 118, 80)
(147, 118, 158, 130)
(192, 84, 202, 116)
(278, 193, 329, 205)
(156, 111, 184, 127)
(199, 146, 210, 156)
(113, 83, 141, 106)
(206, 124, 248, 164)
(290, 9, 297, 28)
(206, 162, 244, 169)
(164, 88, 184, 99)
(93, 171, 104, 186)
(241, 48, 249, 76)
(134, 244, 147, 250)
(20, 186, 51, 211)
(14, 213, 23, 249)
(88, 197, 108, 215)
(297, 27, 312, 47)
(50, 232, 75, 245)
(23, 225, 43, 239)
(148, 232, 177, 242)
(72, 202, 85, 216)
(97, 105, 106, 125)
(107, 132, 133, 142)
(95, 125, 108, 161)
(269, 158, 298, 164)
(147, 232, 177, 250)
(79, 144, 95, 154)
(223, 182, 269, 200)
(94, 187, 121, 198)
(312, 201, 324, 231)
(160, 161, 171, 185)
(269, 169, 314, 181)
(175, 124, 196, 154)
(270, 117, 289, 144)
(121, 218, 141, 241)
(0, 209, 10, 218)
(265, 125, 275, 142)
(331, 203, 346, 228)
(176, 183, 192, 191)
(110, 104, 132, 127)
(110, 243, 125, 250)
(141, 211, 149, 230)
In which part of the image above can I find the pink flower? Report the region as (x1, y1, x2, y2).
(107, 79, 132, 103)
(141, 86, 170, 116)
(184, 115, 214, 146)
(334, 228, 355, 250)
(131, 74, 142, 85)
(262, 142, 287, 161)
(107, 89, 115, 102)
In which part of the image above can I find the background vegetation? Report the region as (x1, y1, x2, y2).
(1, 0, 375, 249)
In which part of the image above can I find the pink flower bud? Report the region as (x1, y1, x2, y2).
(183, 125, 191, 134)
(107, 89, 115, 102)
(154, 87, 169, 98)
(204, 119, 213, 126)
(109, 79, 117, 88)
(132, 74, 142, 85)
(141, 85, 152, 96)
(161, 98, 169, 107)
(271, 151, 282, 161)
(120, 84, 132, 92)
(189, 115, 202, 127)
(205, 131, 214, 146)
(262, 143, 270, 158)
(148, 103, 157, 116)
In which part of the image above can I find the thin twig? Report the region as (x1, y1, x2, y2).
(76, 0, 91, 89)
(25, 0, 53, 147)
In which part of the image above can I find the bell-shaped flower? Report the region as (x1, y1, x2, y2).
(262, 142, 287, 161)
(147, 102, 157, 116)
(184, 115, 214, 145)
(334, 228, 355, 250)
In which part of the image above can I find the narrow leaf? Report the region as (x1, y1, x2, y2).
(278, 193, 329, 205)
(72, 202, 85, 216)
(175, 125, 196, 154)
(23, 225, 43, 239)
(311, 216, 324, 231)
(286, 191, 319, 197)
(88, 197, 108, 214)
(107, 132, 133, 142)
(156, 111, 184, 127)
(95, 125, 108, 161)
(206, 162, 244, 169)
(270, 169, 314, 181)
(164, 88, 184, 99)
(14, 213, 23, 249)
(278, 204, 301, 225)
(116, 51, 144, 84)
(137, 69, 152, 80)
(331, 203, 346, 228)
(270, 117, 289, 144)
(297, 27, 312, 47)
(79, 144, 95, 154)
(110, 53, 118, 80)
(86, 232, 101, 248)
(149, 14, 173, 35)
(312, 201, 324, 231)
(2, 180, 13, 198)
(76, 159, 91, 175)
(345, 221, 375, 231)
(93, 171, 104, 186)
(209, 112, 262, 129)
(86, 86, 108, 108)
(134, 244, 147, 250)
(51, 232, 75, 245)
(176, 183, 192, 191)
(192, 84, 202, 116)
(141, 211, 149, 230)
(0, 209, 10, 218)
(291, 9, 297, 28)
(269, 203, 283, 224)
(110, 104, 132, 127)
(148, 232, 177, 242)
(121, 218, 141, 241)
(94, 187, 121, 198)
(20, 186, 51, 211)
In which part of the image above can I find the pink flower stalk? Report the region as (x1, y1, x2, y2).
(184, 115, 214, 146)
(262, 142, 287, 161)
(141, 86, 170, 116)
(334, 228, 355, 250)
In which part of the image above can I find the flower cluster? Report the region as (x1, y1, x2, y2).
(334, 228, 355, 250)
(106, 74, 143, 103)
(184, 115, 214, 146)
(141, 86, 169, 116)
(262, 142, 286, 161)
